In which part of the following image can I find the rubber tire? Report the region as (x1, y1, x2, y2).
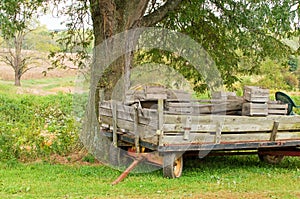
(258, 154, 284, 164)
(163, 153, 183, 178)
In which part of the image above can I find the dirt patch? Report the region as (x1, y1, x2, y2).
(31, 149, 102, 166)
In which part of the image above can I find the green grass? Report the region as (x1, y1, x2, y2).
(0, 155, 300, 199)
(0, 76, 76, 93)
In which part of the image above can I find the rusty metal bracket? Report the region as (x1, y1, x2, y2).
(112, 156, 144, 186)
(111, 152, 163, 185)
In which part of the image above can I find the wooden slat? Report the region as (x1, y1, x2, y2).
(163, 115, 300, 132)
(166, 101, 242, 114)
(100, 115, 157, 142)
(158, 99, 164, 146)
(243, 86, 269, 102)
(242, 102, 268, 116)
(268, 102, 288, 115)
(162, 131, 300, 145)
(99, 101, 158, 128)
(99, 107, 158, 128)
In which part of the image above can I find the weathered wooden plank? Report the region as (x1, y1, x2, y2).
(112, 101, 118, 146)
(100, 101, 158, 118)
(158, 99, 164, 146)
(242, 102, 268, 116)
(134, 107, 140, 153)
(99, 107, 158, 128)
(183, 116, 192, 140)
(167, 89, 191, 100)
(162, 131, 300, 145)
(163, 115, 300, 132)
(100, 115, 157, 141)
(212, 91, 236, 100)
(243, 86, 269, 102)
(167, 101, 242, 114)
(270, 121, 279, 141)
(268, 101, 288, 115)
(268, 109, 287, 115)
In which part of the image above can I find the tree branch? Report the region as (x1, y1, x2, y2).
(141, 0, 182, 27)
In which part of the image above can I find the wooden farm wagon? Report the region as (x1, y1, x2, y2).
(98, 86, 300, 180)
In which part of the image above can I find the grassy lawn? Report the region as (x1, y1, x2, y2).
(1, 155, 300, 199)
(1, 79, 300, 198)
(0, 76, 88, 96)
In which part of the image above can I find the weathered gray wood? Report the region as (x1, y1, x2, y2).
(134, 106, 140, 153)
(163, 115, 300, 132)
(212, 91, 236, 100)
(166, 100, 242, 115)
(99, 107, 158, 128)
(242, 102, 268, 116)
(112, 101, 118, 146)
(162, 131, 300, 145)
(100, 115, 158, 144)
(158, 99, 164, 146)
(99, 101, 158, 127)
(215, 122, 222, 144)
(243, 86, 269, 102)
(183, 116, 191, 140)
(268, 101, 288, 115)
(167, 89, 191, 100)
(270, 121, 279, 141)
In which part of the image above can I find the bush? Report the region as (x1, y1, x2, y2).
(0, 93, 82, 162)
(284, 73, 299, 90)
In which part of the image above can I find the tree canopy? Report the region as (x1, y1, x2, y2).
(140, 0, 300, 91)
(48, 0, 300, 92)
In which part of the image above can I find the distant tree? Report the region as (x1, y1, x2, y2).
(288, 56, 298, 72)
(0, 0, 45, 86)
(24, 25, 61, 53)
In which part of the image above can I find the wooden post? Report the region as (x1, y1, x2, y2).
(183, 116, 191, 140)
(134, 106, 140, 153)
(270, 121, 279, 141)
(112, 100, 118, 147)
(215, 121, 222, 144)
(158, 99, 164, 146)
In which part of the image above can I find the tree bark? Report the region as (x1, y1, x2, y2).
(82, 0, 182, 162)
(91, 0, 182, 100)
(14, 71, 21, 86)
(13, 31, 24, 86)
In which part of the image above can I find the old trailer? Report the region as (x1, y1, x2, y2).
(99, 86, 300, 179)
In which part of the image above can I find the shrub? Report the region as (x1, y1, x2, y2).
(284, 73, 299, 90)
(0, 93, 83, 162)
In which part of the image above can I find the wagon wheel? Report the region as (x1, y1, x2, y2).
(163, 153, 183, 178)
(258, 153, 284, 164)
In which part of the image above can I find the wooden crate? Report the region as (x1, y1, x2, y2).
(212, 91, 236, 100)
(166, 99, 243, 115)
(167, 89, 191, 101)
(243, 86, 269, 102)
(242, 102, 268, 116)
(268, 101, 288, 115)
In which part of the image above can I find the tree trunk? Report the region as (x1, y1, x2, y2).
(81, 0, 182, 162)
(14, 71, 21, 86)
(13, 32, 23, 87)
